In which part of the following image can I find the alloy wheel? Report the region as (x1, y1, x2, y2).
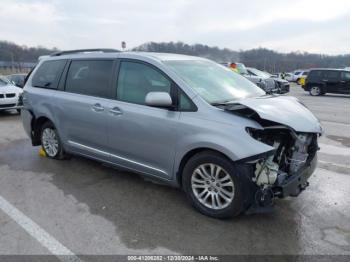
(191, 163, 235, 210)
(310, 86, 321, 96)
(42, 128, 59, 157)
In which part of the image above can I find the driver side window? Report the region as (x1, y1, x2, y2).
(117, 61, 171, 105)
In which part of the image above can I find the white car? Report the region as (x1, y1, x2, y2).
(292, 70, 309, 82)
(0, 76, 23, 113)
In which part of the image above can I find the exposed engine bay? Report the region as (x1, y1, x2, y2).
(219, 102, 320, 210)
(247, 127, 318, 202)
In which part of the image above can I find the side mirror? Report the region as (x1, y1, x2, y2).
(145, 92, 173, 108)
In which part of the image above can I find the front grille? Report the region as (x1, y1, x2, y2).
(0, 94, 4, 99)
(6, 93, 16, 98)
(0, 104, 16, 108)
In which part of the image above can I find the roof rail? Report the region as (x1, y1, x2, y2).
(50, 48, 120, 56)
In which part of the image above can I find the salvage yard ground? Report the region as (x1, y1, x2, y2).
(0, 84, 349, 258)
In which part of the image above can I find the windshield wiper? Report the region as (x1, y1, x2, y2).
(211, 100, 237, 106)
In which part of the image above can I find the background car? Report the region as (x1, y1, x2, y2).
(273, 72, 293, 82)
(303, 68, 350, 96)
(246, 67, 290, 94)
(226, 62, 276, 93)
(6, 73, 27, 88)
(0, 76, 23, 113)
(292, 70, 309, 82)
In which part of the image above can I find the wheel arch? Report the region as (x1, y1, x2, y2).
(175, 147, 233, 188)
(32, 115, 54, 146)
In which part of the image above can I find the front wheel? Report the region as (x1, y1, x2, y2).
(40, 121, 66, 159)
(182, 151, 247, 218)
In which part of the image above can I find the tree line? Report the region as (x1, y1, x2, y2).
(1, 40, 350, 73)
(0, 41, 58, 64)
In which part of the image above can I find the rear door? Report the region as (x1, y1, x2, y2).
(53, 59, 115, 161)
(322, 70, 341, 93)
(339, 71, 350, 94)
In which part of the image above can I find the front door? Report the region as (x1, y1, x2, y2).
(105, 60, 180, 179)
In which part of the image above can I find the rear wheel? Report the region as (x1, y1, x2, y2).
(182, 151, 248, 218)
(310, 86, 322, 96)
(40, 121, 66, 159)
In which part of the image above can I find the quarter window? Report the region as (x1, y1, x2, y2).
(341, 71, 350, 81)
(178, 91, 196, 111)
(32, 60, 66, 89)
(117, 61, 171, 105)
(65, 60, 113, 98)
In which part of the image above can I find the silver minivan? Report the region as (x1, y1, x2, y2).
(21, 49, 322, 218)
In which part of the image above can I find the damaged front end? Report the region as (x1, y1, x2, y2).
(246, 126, 319, 208)
(220, 96, 322, 212)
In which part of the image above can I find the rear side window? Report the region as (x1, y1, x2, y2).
(117, 61, 171, 105)
(32, 60, 66, 89)
(65, 60, 113, 98)
(341, 71, 350, 81)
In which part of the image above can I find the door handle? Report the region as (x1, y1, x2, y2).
(91, 103, 104, 112)
(322, 79, 328, 82)
(109, 107, 122, 116)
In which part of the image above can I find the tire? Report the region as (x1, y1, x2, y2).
(40, 121, 66, 160)
(182, 151, 249, 219)
(309, 86, 322, 96)
(296, 78, 301, 85)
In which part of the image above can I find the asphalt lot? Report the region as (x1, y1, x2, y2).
(0, 84, 350, 259)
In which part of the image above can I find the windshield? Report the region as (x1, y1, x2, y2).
(248, 68, 271, 78)
(164, 60, 265, 104)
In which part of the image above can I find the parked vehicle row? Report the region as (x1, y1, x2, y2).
(21, 50, 321, 218)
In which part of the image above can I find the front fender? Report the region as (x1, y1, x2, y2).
(173, 113, 275, 178)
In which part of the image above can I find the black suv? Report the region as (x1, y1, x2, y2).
(303, 69, 350, 96)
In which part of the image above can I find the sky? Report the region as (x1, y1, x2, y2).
(1, 0, 350, 54)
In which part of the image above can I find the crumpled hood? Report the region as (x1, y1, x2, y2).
(236, 95, 322, 133)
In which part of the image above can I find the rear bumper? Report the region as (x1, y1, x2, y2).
(21, 108, 33, 139)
